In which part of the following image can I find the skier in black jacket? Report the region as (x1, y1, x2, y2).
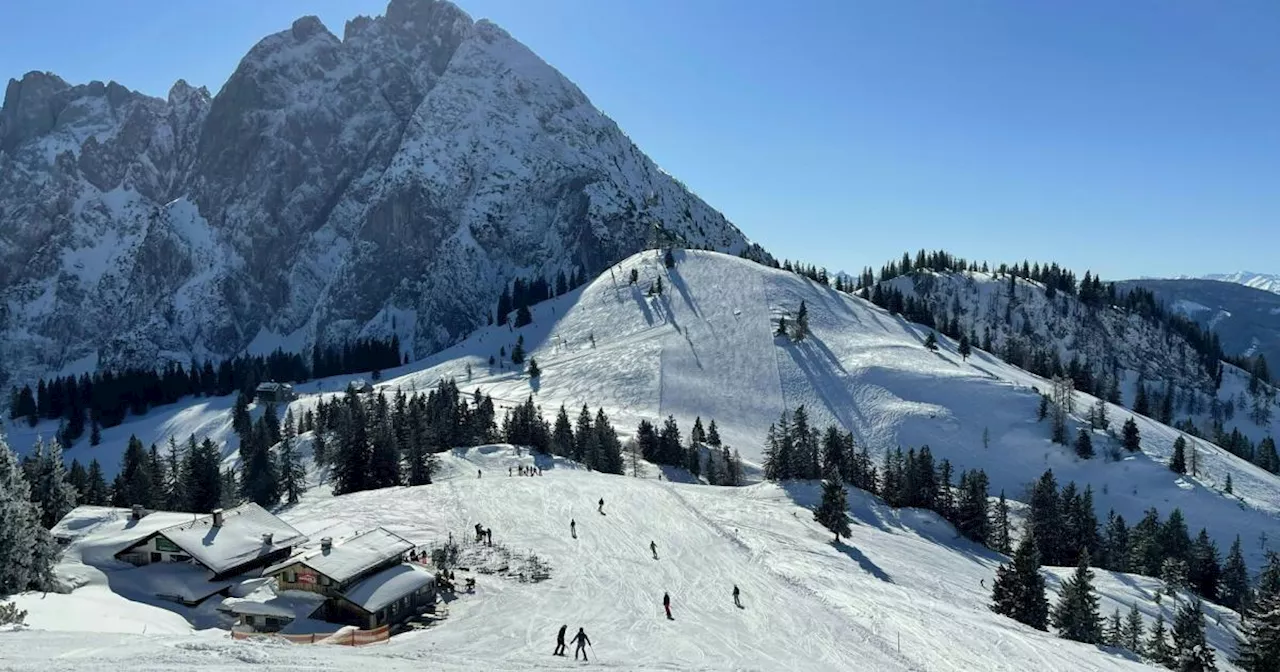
(572, 627, 591, 660)
(553, 624, 568, 656)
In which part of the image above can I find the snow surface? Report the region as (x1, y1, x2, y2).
(2, 446, 1246, 671)
(157, 503, 307, 575)
(264, 527, 414, 583)
(339, 562, 433, 613)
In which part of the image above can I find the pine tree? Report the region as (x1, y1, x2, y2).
(923, 331, 938, 352)
(664, 247, 676, 268)
(958, 334, 972, 360)
(813, 471, 851, 543)
(527, 357, 540, 378)
(1219, 536, 1251, 612)
(792, 301, 809, 342)
(1146, 613, 1175, 668)
(1039, 395, 1050, 421)
(991, 531, 1050, 630)
(279, 409, 305, 504)
(1051, 551, 1104, 644)
(1123, 417, 1142, 452)
(67, 459, 88, 503)
(89, 419, 101, 446)
(1075, 428, 1094, 459)
(691, 417, 706, 445)
(1171, 599, 1217, 671)
(85, 459, 108, 506)
(707, 419, 721, 447)
(574, 406, 594, 464)
(1234, 590, 1280, 672)
(552, 406, 575, 458)
(1104, 608, 1123, 647)
(1121, 602, 1144, 653)
(1029, 470, 1063, 566)
(514, 304, 532, 328)
(0, 434, 55, 594)
(992, 491, 1013, 554)
(31, 437, 77, 528)
(593, 409, 625, 475)
(1189, 528, 1221, 602)
(1171, 436, 1188, 474)
(511, 335, 526, 365)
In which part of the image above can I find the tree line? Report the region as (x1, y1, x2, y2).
(635, 415, 744, 486)
(7, 337, 404, 439)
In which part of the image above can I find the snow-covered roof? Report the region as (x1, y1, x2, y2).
(340, 563, 434, 614)
(220, 591, 324, 619)
(154, 503, 307, 575)
(264, 527, 413, 583)
(57, 505, 206, 565)
(121, 562, 233, 604)
(256, 381, 293, 392)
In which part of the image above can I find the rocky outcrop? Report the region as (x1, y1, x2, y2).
(0, 0, 759, 389)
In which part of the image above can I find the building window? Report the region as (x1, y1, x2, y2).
(170, 554, 191, 563)
(285, 571, 296, 583)
(150, 552, 161, 563)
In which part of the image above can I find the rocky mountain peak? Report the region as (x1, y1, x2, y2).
(0, 0, 757, 393)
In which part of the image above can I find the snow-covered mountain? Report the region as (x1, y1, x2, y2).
(1199, 272, 1280, 295)
(5, 249, 1277, 669)
(13, 250, 1280, 565)
(1117, 277, 1280, 376)
(0, 0, 758, 392)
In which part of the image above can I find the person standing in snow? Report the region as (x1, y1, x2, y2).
(598, 497, 605, 514)
(554, 624, 568, 656)
(570, 519, 577, 538)
(572, 627, 591, 661)
(733, 585, 742, 608)
(478, 469, 482, 478)
(663, 592, 672, 620)
(509, 467, 513, 477)
(650, 540, 658, 559)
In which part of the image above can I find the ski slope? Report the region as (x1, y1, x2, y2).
(1, 446, 1246, 671)
(12, 250, 1280, 576)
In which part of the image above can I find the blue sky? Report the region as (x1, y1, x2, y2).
(3, 0, 1278, 279)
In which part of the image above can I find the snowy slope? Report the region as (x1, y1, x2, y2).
(371, 250, 1280, 571)
(0, 446, 1246, 671)
(15, 250, 1280, 576)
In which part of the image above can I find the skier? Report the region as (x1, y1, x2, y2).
(733, 584, 742, 608)
(663, 592, 672, 620)
(650, 540, 658, 559)
(572, 627, 591, 661)
(570, 519, 577, 539)
(477, 469, 482, 478)
(598, 497, 605, 514)
(553, 624, 568, 656)
(509, 467, 513, 477)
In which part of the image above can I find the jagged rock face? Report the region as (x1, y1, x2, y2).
(0, 0, 756, 388)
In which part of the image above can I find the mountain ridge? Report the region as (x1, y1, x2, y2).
(0, 0, 760, 392)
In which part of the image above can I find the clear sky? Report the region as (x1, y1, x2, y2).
(3, 0, 1278, 280)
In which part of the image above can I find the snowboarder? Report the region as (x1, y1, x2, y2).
(663, 592, 672, 620)
(650, 540, 658, 559)
(570, 519, 577, 539)
(572, 627, 591, 661)
(598, 497, 605, 514)
(553, 624, 568, 656)
(733, 585, 742, 608)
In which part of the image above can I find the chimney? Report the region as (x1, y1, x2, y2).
(261, 533, 273, 545)
(321, 537, 333, 553)
(131, 504, 146, 520)
(212, 508, 224, 527)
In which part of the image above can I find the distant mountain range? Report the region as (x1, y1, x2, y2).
(1169, 272, 1280, 295)
(1118, 277, 1280, 368)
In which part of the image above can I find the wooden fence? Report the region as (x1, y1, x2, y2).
(231, 624, 390, 646)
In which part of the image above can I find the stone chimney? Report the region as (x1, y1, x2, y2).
(130, 504, 146, 520)
(261, 533, 273, 545)
(212, 508, 224, 527)
(321, 537, 333, 553)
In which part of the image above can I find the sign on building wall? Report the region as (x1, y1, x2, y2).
(155, 537, 181, 553)
(298, 572, 317, 584)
